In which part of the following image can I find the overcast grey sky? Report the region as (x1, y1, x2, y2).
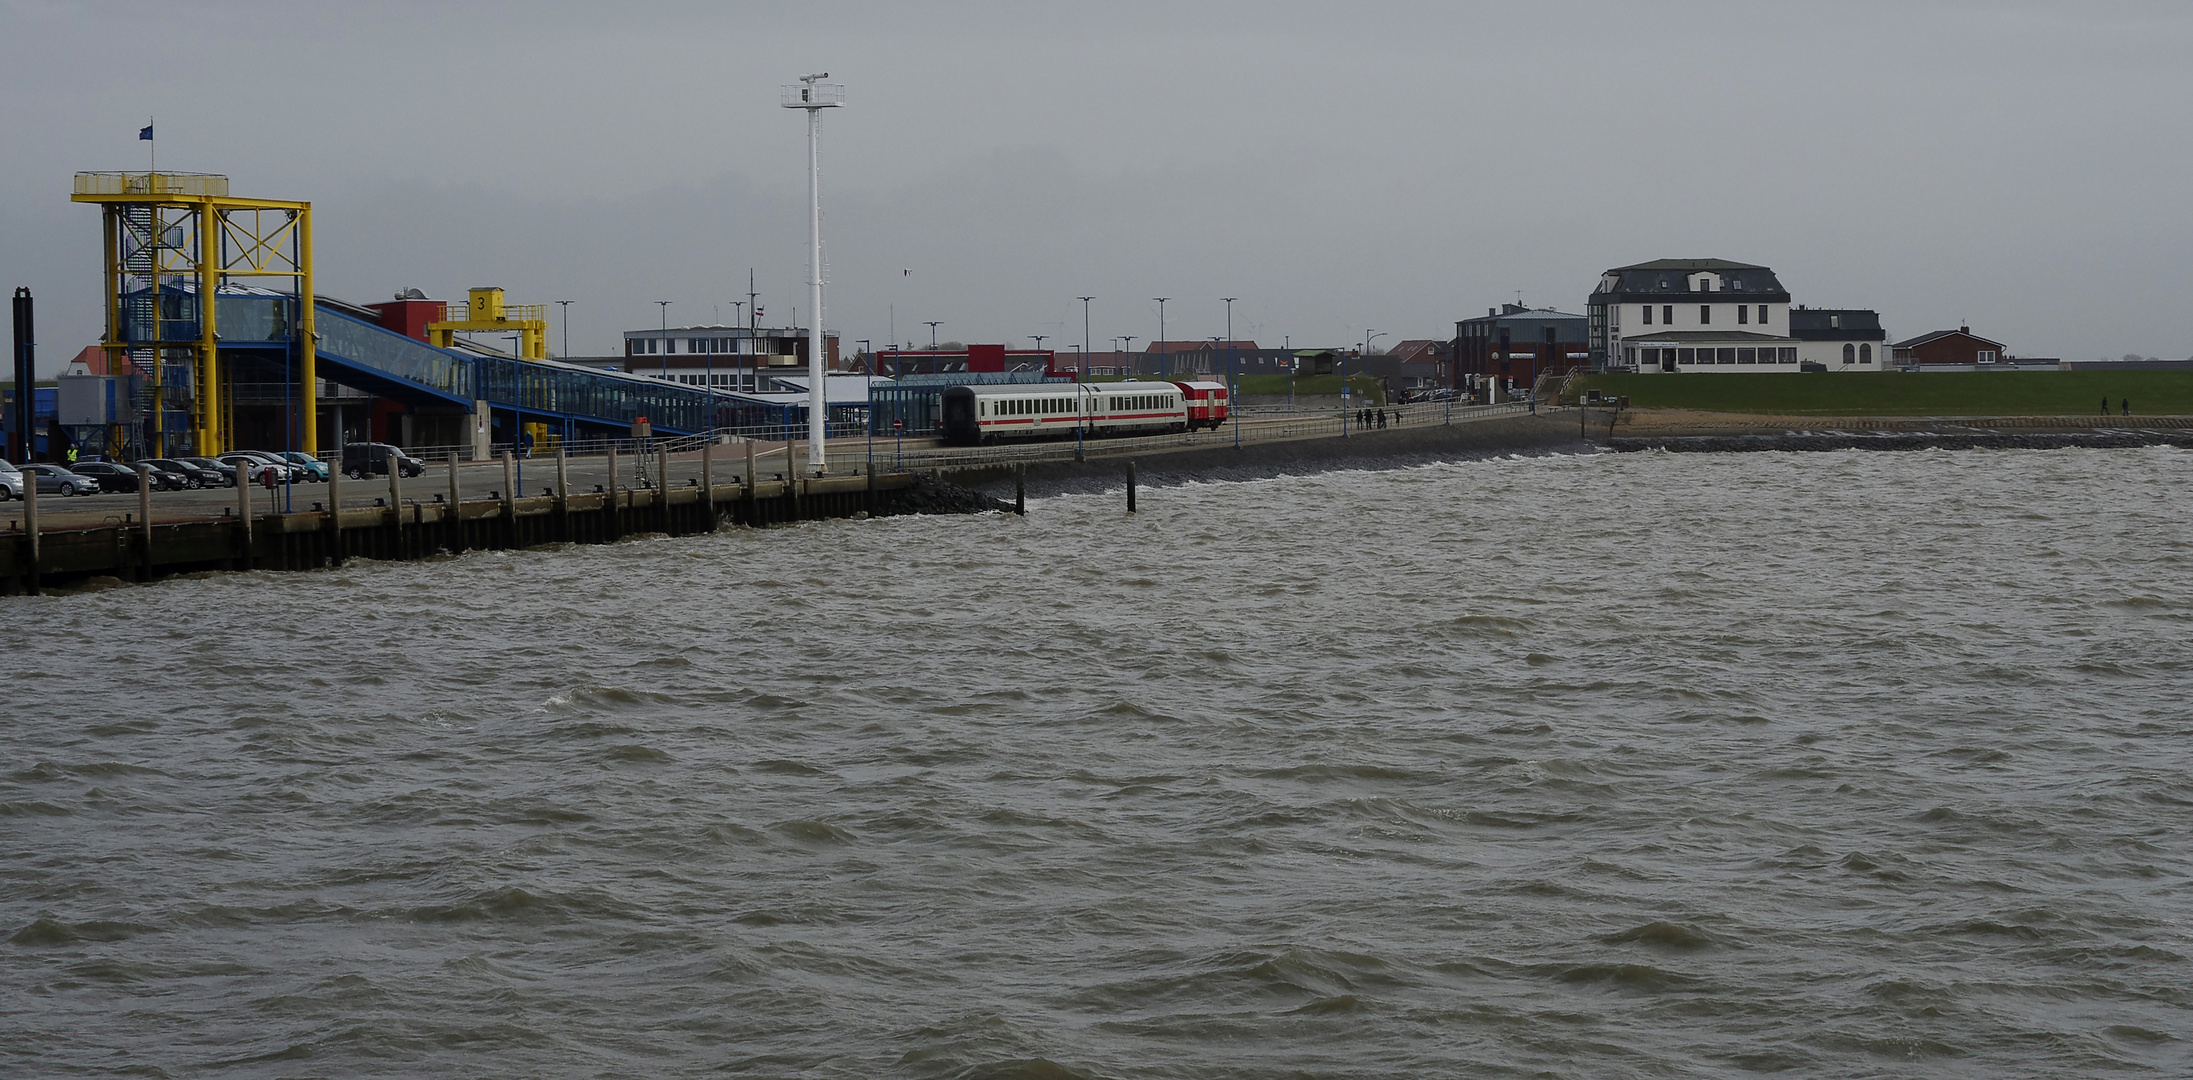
(3, 0, 2190, 369)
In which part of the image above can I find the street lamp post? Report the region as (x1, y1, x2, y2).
(857, 338, 873, 472)
(1153, 297, 1169, 380)
(1119, 336, 1135, 377)
(1222, 297, 1238, 447)
(657, 300, 672, 379)
(1360, 330, 1386, 434)
(555, 300, 573, 360)
(1078, 296, 1094, 373)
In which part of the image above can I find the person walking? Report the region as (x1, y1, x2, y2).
(2103, 396, 2110, 415)
(2122, 398, 2131, 416)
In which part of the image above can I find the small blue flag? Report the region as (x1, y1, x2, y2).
(138, 124, 153, 141)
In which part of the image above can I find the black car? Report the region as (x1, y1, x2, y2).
(340, 442, 427, 479)
(68, 461, 144, 493)
(177, 456, 239, 487)
(131, 461, 195, 491)
(146, 458, 222, 489)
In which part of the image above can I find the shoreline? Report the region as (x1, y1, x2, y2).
(1591, 408, 2193, 453)
(962, 413, 1592, 497)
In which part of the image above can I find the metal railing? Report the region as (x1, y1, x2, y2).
(74, 171, 231, 197)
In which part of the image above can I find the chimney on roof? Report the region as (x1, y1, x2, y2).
(1488, 307, 1496, 317)
(1960, 325, 1969, 335)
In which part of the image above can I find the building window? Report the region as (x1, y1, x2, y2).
(1700, 305, 1712, 325)
(1738, 305, 1748, 325)
(1843, 344, 1856, 364)
(1829, 315, 1841, 329)
(1781, 348, 1797, 363)
(1677, 348, 1696, 364)
(1861, 344, 1874, 364)
(1662, 305, 1673, 324)
(1641, 305, 1652, 325)
(1717, 348, 1736, 364)
(1738, 348, 1757, 364)
(1732, 279, 1743, 290)
(1757, 305, 1768, 324)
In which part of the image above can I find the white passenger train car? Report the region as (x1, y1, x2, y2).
(940, 381, 1189, 445)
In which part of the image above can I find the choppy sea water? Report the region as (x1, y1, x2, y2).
(4, 446, 2191, 1079)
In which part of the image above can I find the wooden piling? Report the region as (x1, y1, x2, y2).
(238, 463, 255, 569)
(657, 446, 670, 533)
(500, 450, 516, 543)
(386, 451, 404, 559)
(1126, 461, 1137, 513)
(22, 473, 39, 594)
(134, 465, 153, 581)
(326, 464, 344, 566)
(701, 437, 715, 532)
(447, 452, 465, 554)
(1014, 463, 1026, 516)
(744, 440, 756, 524)
(605, 445, 621, 540)
(555, 446, 570, 541)
(788, 439, 801, 520)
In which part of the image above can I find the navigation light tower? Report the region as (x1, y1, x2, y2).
(783, 72, 843, 475)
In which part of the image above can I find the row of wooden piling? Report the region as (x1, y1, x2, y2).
(3, 444, 908, 594)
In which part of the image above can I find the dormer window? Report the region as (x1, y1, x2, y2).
(1732, 279, 1743, 290)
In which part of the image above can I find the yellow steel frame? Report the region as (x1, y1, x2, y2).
(426, 287, 548, 360)
(71, 173, 316, 457)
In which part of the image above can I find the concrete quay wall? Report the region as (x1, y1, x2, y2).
(1, 472, 920, 595)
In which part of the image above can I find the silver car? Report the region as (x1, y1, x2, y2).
(0, 460, 21, 501)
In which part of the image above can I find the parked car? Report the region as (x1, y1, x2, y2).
(216, 453, 289, 485)
(126, 461, 196, 491)
(21, 464, 99, 496)
(145, 458, 222, 489)
(176, 457, 238, 486)
(264, 450, 329, 482)
(223, 450, 302, 482)
(0, 460, 22, 500)
(340, 442, 426, 479)
(67, 461, 146, 493)
(230, 450, 309, 482)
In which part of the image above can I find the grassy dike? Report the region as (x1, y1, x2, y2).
(1569, 370, 2193, 416)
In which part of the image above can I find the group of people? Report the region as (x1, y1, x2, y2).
(2105, 397, 2132, 416)
(1353, 408, 1395, 430)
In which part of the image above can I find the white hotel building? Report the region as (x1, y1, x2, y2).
(1588, 258, 1884, 373)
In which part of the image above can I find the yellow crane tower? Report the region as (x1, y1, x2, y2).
(427, 288, 547, 359)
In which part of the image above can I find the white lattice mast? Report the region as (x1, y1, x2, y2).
(783, 73, 843, 475)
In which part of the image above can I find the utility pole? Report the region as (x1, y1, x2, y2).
(784, 73, 844, 475)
